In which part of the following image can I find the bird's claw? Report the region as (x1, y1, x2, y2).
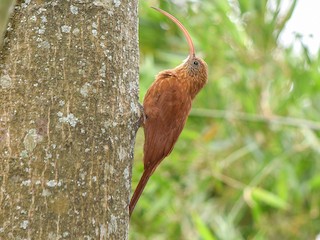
(138, 102, 146, 127)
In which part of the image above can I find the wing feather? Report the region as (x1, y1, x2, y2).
(142, 71, 192, 170)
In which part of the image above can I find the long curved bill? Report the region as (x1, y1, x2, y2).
(151, 7, 195, 58)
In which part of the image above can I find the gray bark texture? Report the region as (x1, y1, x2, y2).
(0, 0, 139, 239)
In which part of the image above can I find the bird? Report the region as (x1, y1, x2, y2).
(129, 7, 208, 217)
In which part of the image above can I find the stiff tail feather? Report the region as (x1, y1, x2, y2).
(129, 168, 153, 217)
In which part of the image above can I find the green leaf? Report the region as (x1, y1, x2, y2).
(192, 213, 216, 240)
(251, 187, 289, 210)
(308, 175, 320, 190)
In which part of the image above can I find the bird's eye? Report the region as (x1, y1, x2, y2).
(193, 60, 199, 66)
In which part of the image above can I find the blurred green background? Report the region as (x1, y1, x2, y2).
(0, 0, 15, 48)
(132, 0, 320, 239)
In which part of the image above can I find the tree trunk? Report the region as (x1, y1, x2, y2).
(0, 0, 139, 239)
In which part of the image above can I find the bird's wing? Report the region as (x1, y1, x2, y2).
(142, 70, 192, 171)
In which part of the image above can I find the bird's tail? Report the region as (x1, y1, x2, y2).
(129, 169, 153, 217)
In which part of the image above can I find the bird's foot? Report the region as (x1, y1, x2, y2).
(137, 102, 146, 127)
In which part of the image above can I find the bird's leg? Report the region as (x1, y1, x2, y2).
(137, 102, 146, 127)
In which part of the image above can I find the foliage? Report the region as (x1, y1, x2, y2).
(131, 0, 320, 239)
(0, 0, 15, 48)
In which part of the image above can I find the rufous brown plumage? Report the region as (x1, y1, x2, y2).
(129, 7, 208, 217)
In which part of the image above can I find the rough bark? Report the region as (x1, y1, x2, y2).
(0, 0, 139, 239)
